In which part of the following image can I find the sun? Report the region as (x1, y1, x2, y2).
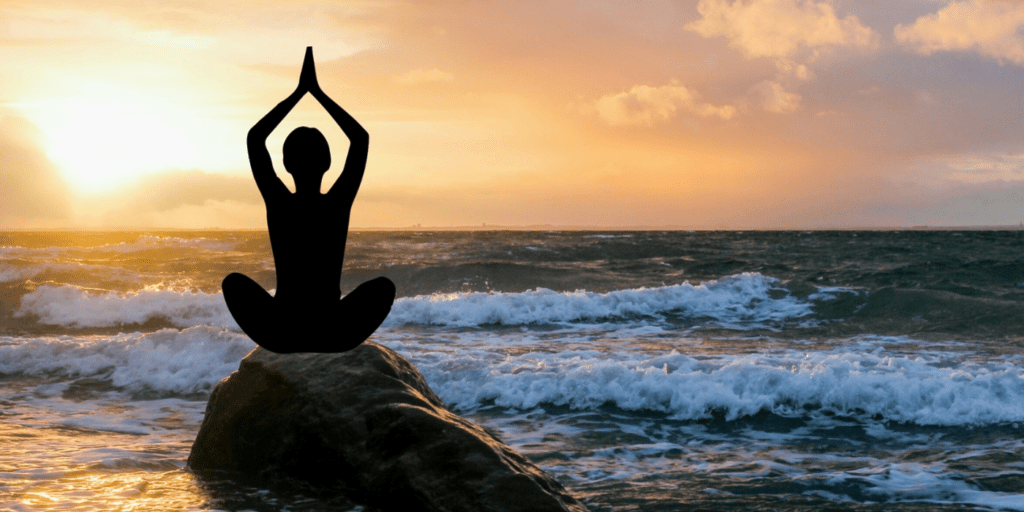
(24, 83, 234, 194)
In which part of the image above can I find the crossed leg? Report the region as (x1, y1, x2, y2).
(222, 272, 396, 353)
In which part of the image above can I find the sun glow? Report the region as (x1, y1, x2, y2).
(23, 83, 236, 194)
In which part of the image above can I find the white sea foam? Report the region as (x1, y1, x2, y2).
(5, 321, 1018, 427)
(410, 347, 1024, 426)
(0, 326, 252, 394)
(15, 284, 238, 329)
(14, 273, 835, 331)
(385, 273, 824, 328)
(840, 462, 1024, 510)
(0, 264, 39, 282)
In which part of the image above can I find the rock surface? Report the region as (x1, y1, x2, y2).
(188, 341, 589, 512)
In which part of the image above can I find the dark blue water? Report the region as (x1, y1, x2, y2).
(1, 230, 1022, 510)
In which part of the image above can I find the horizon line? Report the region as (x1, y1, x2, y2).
(3, 224, 1024, 232)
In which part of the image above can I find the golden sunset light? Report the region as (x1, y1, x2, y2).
(5, 4, 1024, 510)
(1, 0, 1022, 229)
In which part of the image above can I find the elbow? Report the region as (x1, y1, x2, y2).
(351, 130, 369, 145)
(246, 129, 264, 147)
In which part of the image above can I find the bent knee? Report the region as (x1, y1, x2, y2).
(367, 276, 396, 301)
(222, 273, 270, 301)
(347, 276, 396, 305)
(222, 272, 249, 289)
(371, 276, 396, 294)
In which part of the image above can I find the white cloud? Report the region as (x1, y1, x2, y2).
(773, 58, 814, 80)
(750, 80, 802, 113)
(685, 0, 876, 60)
(943, 152, 1024, 183)
(594, 84, 737, 126)
(895, 0, 1024, 66)
(684, 1, 874, 113)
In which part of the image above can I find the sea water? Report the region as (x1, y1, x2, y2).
(1, 230, 1023, 511)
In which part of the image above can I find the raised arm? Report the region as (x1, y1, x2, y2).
(315, 89, 369, 205)
(247, 85, 305, 199)
(301, 48, 369, 206)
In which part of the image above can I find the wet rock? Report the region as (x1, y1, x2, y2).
(188, 341, 588, 512)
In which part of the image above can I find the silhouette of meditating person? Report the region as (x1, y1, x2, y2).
(222, 47, 396, 353)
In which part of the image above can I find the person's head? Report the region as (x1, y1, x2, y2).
(283, 127, 331, 180)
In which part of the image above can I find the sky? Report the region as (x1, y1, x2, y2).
(0, 0, 1022, 229)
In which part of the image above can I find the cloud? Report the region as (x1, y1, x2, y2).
(685, 0, 877, 60)
(393, 68, 454, 85)
(111, 169, 261, 213)
(750, 80, 801, 113)
(2, 1, 1022, 229)
(936, 152, 1024, 184)
(77, 169, 264, 228)
(773, 58, 814, 80)
(895, 0, 1024, 66)
(594, 84, 737, 126)
(132, 199, 266, 229)
(0, 1, 374, 66)
(0, 112, 72, 224)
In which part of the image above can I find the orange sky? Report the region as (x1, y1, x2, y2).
(1, 0, 1022, 229)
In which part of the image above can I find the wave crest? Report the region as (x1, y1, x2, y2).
(385, 273, 827, 328)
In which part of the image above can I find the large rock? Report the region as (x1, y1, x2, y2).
(188, 341, 588, 512)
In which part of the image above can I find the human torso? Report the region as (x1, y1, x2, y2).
(265, 191, 348, 304)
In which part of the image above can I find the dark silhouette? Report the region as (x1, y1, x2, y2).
(223, 47, 395, 353)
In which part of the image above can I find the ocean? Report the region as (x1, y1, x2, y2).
(1, 229, 1022, 511)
